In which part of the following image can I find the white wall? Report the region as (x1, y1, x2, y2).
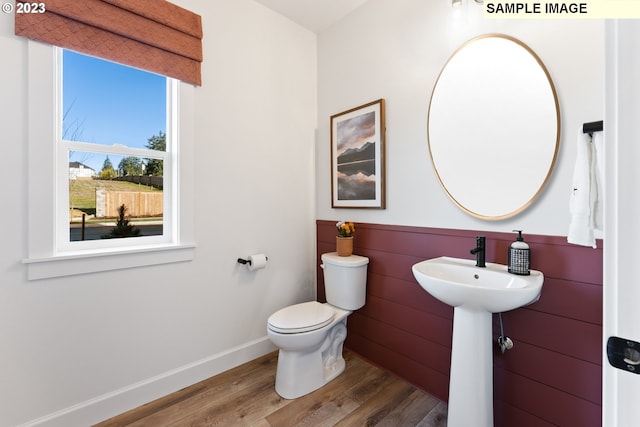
(0, 1, 317, 425)
(317, 0, 604, 237)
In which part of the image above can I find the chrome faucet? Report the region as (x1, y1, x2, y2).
(470, 236, 486, 268)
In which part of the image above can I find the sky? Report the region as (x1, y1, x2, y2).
(63, 50, 166, 172)
(336, 111, 375, 155)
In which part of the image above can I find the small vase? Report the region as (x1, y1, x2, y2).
(336, 236, 354, 257)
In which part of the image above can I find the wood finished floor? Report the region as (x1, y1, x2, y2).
(94, 349, 448, 427)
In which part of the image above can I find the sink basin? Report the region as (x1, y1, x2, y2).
(412, 256, 543, 313)
(411, 256, 544, 427)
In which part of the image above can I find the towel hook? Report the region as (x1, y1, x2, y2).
(582, 120, 603, 138)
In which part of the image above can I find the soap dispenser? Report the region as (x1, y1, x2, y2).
(508, 230, 530, 276)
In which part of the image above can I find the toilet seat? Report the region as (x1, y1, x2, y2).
(268, 301, 335, 334)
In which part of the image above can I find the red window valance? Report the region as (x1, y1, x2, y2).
(15, 0, 203, 86)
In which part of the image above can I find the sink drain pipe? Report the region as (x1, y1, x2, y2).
(497, 313, 513, 353)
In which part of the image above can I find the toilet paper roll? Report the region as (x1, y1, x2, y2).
(247, 254, 268, 271)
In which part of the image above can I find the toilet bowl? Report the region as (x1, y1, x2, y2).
(267, 252, 369, 399)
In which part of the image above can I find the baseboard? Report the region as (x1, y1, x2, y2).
(19, 337, 277, 427)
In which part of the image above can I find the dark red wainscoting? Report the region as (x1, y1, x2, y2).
(316, 220, 603, 427)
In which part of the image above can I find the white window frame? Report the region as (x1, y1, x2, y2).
(57, 48, 175, 251)
(23, 41, 195, 280)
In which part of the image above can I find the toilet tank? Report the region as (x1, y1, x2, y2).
(321, 252, 369, 310)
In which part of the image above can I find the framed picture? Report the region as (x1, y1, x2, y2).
(330, 99, 386, 209)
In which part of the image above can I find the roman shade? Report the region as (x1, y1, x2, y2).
(15, 0, 203, 86)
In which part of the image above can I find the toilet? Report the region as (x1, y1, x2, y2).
(267, 252, 369, 399)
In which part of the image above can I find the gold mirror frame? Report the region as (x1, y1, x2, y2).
(428, 34, 560, 220)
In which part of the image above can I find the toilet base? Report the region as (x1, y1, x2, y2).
(274, 319, 348, 399)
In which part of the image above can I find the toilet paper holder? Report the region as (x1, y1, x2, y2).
(237, 256, 268, 266)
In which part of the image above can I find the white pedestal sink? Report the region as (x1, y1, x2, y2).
(412, 256, 543, 427)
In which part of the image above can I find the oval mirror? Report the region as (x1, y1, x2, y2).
(428, 34, 560, 220)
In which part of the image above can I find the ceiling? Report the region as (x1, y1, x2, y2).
(253, 0, 369, 33)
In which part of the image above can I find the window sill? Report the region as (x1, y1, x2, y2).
(23, 243, 196, 280)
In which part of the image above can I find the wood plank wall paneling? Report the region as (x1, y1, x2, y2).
(316, 220, 603, 427)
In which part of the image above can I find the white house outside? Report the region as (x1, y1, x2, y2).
(69, 161, 96, 179)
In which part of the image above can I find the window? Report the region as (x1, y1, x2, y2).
(60, 49, 172, 250)
(24, 42, 195, 280)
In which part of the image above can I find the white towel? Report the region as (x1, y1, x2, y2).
(592, 131, 604, 231)
(567, 127, 600, 248)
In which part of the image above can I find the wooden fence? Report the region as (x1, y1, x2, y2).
(113, 175, 163, 189)
(95, 188, 163, 218)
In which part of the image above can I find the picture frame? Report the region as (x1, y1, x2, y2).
(330, 99, 386, 209)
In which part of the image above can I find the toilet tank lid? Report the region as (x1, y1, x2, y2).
(321, 252, 369, 267)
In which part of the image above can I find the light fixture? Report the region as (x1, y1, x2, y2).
(451, 0, 483, 6)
